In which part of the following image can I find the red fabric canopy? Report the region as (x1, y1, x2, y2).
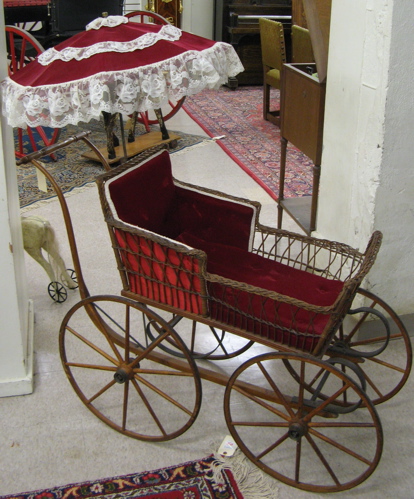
(1, 16, 243, 128)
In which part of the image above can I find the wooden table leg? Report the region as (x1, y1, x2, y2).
(278, 137, 288, 229)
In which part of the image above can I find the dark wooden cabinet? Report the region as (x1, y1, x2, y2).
(215, 0, 292, 86)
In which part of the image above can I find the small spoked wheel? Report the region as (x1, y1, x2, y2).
(48, 281, 67, 303)
(59, 295, 202, 441)
(145, 314, 254, 360)
(329, 288, 412, 405)
(224, 352, 383, 493)
(61, 268, 78, 289)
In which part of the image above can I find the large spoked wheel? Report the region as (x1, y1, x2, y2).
(6, 25, 61, 159)
(145, 314, 254, 360)
(59, 295, 202, 441)
(224, 352, 383, 493)
(329, 288, 412, 405)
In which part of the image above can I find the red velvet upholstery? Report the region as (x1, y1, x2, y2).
(107, 150, 256, 246)
(106, 149, 344, 351)
(107, 150, 176, 233)
(163, 186, 256, 250)
(114, 229, 204, 314)
(177, 232, 344, 351)
(106, 149, 256, 316)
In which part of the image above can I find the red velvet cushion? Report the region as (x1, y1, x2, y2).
(178, 232, 343, 305)
(177, 232, 344, 351)
(162, 186, 256, 250)
(107, 150, 175, 233)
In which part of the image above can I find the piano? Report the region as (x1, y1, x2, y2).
(215, 0, 292, 86)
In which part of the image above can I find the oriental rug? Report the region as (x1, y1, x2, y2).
(183, 86, 313, 201)
(0, 456, 242, 499)
(15, 120, 210, 209)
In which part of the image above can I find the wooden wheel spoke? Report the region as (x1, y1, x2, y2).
(350, 331, 404, 347)
(89, 304, 128, 363)
(233, 385, 291, 422)
(133, 368, 193, 376)
(309, 422, 376, 428)
(66, 326, 119, 366)
(303, 384, 349, 423)
(133, 330, 170, 367)
(87, 379, 117, 404)
(256, 432, 290, 460)
(258, 361, 295, 418)
(297, 361, 306, 417)
(365, 356, 406, 374)
(131, 378, 167, 436)
(308, 428, 372, 465)
(66, 362, 117, 372)
(122, 382, 129, 430)
(232, 421, 289, 428)
(295, 439, 302, 483)
(124, 305, 131, 362)
(134, 374, 193, 416)
(305, 434, 341, 486)
(360, 369, 384, 398)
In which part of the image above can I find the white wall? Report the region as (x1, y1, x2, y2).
(0, 11, 33, 396)
(181, 0, 214, 39)
(316, 0, 414, 314)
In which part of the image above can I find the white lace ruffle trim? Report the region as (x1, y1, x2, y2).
(1, 42, 244, 129)
(38, 24, 182, 65)
(86, 15, 128, 31)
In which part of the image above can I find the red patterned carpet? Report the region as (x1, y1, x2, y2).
(183, 85, 313, 201)
(1, 456, 243, 499)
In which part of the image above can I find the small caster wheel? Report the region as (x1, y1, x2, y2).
(48, 281, 67, 303)
(61, 268, 78, 289)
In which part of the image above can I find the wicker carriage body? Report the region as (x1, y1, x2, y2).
(97, 149, 382, 358)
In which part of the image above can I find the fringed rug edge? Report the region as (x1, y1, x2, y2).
(207, 449, 279, 499)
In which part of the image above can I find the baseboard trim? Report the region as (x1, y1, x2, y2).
(0, 299, 34, 397)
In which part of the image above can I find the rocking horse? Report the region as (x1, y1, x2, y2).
(21, 215, 78, 302)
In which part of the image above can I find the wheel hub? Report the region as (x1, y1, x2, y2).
(114, 366, 132, 384)
(288, 421, 308, 441)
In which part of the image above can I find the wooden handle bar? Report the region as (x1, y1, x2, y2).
(16, 130, 92, 165)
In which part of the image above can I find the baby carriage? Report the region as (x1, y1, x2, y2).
(19, 136, 410, 493)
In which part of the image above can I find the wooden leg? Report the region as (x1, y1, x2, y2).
(310, 163, 320, 232)
(278, 137, 288, 229)
(102, 111, 119, 160)
(154, 108, 170, 140)
(128, 111, 138, 143)
(263, 75, 269, 121)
